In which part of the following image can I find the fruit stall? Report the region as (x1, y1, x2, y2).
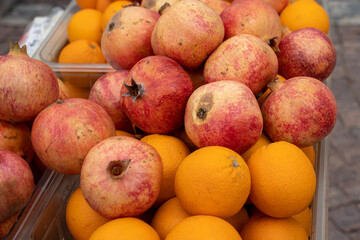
(1, 0, 334, 239)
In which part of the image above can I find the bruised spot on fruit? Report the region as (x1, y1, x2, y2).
(107, 159, 131, 179)
(108, 22, 115, 32)
(56, 99, 65, 104)
(195, 93, 213, 121)
(233, 160, 239, 167)
(89, 44, 96, 49)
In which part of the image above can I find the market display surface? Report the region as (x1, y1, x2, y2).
(0, 0, 336, 239)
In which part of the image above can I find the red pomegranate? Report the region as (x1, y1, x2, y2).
(101, 6, 160, 70)
(0, 120, 34, 163)
(0, 42, 59, 122)
(81, 136, 163, 219)
(203, 34, 278, 96)
(262, 77, 337, 147)
(151, 0, 225, 69)
(0, 150, 34, 222)
(184, 80, 263, 154)
(120, 55, 193, 134)
(31, 98, 116, 175)
(276, 27, 337, 81)
(263, 0, 289, 13)
(221, 0, 282, 47)
(89, 70, 133, 132)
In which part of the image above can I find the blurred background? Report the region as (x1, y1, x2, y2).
(0, 0, 359, 239)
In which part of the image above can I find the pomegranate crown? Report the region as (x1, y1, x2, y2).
(8, 41, 28, 56)
(121, 77, 145, 103)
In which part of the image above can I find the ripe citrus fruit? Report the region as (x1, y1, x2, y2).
(58, 40, 105, 64)
(67, 9, 103, 43)
(66, 188, 110, 240)
(293, 207, 312, 237)
(280, 0, 330, 34)
(174, 146, 251, 218)
(96, 0, 112, 11)
(62, 81, 91, 99)
(89, 217, 160, 240)
(151, 197, 190, 240)
(247, 141, 316, 218)
(165, 215, 242, 240)
(101, 0, 133, 31)
(224, 207, 250, 233)
(116, 130, 135, 138)
(141, 134, 190, 205)
(240, 215, 308, 240)
(75, 0, 97, 9)
(301, 145, 316, 168)
(241, 133, 272, 162)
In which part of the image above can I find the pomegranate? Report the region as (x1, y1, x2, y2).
(151, 0, 225, 69)
(0, 120, 34, 163)
(263, 0, 289, 13)
(0, 212, 19, 238)
(31, 98, 116, 175)
(184, 80, 263, 154)
(101, 6, 160, 70)
(89, 70, 133, 132)
(0, 42, 59, 122)
(141, 0, 180, 12)
(80, 136, 163, 219)
(0, 150, 35, 222)
(262, 77, 337, 147)
(199, 0, 229, 15)
(120, 55, 193, 134)
(204, 34, 278, 96)
(276, 27, 337, 81)
(221, 0, 282, 47)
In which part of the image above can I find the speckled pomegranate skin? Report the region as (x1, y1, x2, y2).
(276, 27, 336, 81)
(262, 77, 337, 147)
(121, 56, 193, 134)
(101, 6, 160, 70)
(0, 150, 34, 222)
(151, 0, 225, 69)
(80, 136, 163, 219)
(0, 48, 59, 122)
(89, 70, 133, 132)
(184, 80, 263, 154)
(31, 98, 116, 175)
(203, 34, 278, 95)
(221, 0, 282, 43)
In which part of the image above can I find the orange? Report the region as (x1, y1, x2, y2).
(67, 9, 103, 44)
(63, 81, 91, 99)
(292, 207, 312, 237)
(174, 146, 251, 218)
(280, 0, 330, 34)
(89, 217, 160, 240)
(58, 40, 105, 64)
(66, 188, 110, 240)
(301, 145, 316, 168)
(96, 0, 112, 11)
(247, 141, 316, 218)
(240, 215, 308, 240)
(101, 0, 133, 31)
(151, 197, 191, 240)
(166, 215, 242, 240)
(116, 130, 135, 138)
(257, 75, 286, 107)
(241, 133, 272, 162)
(224, 207, 249, 233)
(141, 134, 190, 205)
(75, 0, 97, 9)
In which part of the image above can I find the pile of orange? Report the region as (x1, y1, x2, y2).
(65, 134, 317, 239)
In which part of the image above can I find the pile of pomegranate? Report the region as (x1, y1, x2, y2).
(0, 0, 337, 238)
